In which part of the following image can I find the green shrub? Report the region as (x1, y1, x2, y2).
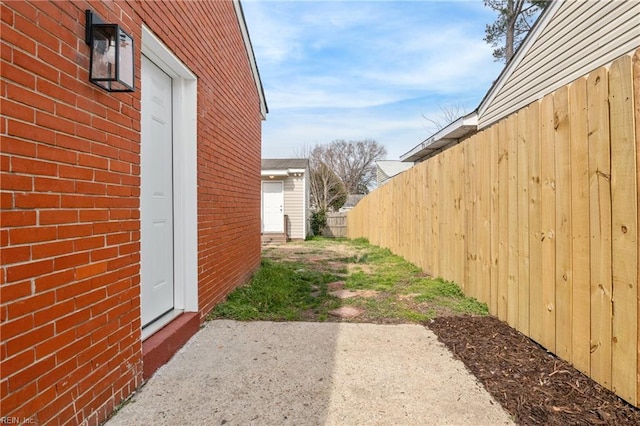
(310, 210, 327, 235)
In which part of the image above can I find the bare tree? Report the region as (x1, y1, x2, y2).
(319, 139, 387, 194)
(291, 144, 313, 160)
(294, 139, 386, 210)
(423, 103, 469, 133)
(295, 144, 347, 212)
(483, 0, 549, 63)
(308, 160, 347, 212)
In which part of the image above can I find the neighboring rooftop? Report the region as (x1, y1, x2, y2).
(261, 158, 309, 170)
(376, 160, 414, 185)
(339, 194, 365, 212)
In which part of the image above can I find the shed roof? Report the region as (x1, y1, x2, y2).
(261, 158, 309, 170)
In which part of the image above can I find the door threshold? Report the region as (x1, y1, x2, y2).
(142, 309, 184, 341)
(141, 311, 200, 380)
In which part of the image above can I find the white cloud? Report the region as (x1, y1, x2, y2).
(242, 2, 304, 64)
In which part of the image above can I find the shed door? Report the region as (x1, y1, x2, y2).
(141, 55, 174, 327)
(262, 182, 284, 233)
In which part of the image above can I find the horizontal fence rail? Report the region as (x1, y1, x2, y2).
(347, 51, 639, 407)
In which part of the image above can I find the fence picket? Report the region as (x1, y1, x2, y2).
(528, 102, 543, 345)
(489, 124, 500, 316)
(498, 119, 510, 321)
(554, 85, 573, 361)
(569, 76, 591, 375)
(587, 65, 613, 390)
(507, 114, 519, 328)
(517, 108, 531, 334)
(609, 55, 638, 403)
(540, 94, 557, 352)
(479, 131, 493, 306)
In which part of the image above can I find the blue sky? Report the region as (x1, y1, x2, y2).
(242, 0, 505, 160)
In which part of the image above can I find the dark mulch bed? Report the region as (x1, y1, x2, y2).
(427, 315, 640, 425)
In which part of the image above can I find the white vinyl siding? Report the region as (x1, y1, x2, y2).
(303, 165, 310, 237)
(283, 175, 306, 240)
(479, 0, 640, 128)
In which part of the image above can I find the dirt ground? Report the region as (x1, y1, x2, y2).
(265, 241, 640, 425)
(428, 315, 640, 425)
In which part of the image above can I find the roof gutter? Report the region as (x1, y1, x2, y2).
(261, 168, 306, 177)
(400, 111, 478, 162)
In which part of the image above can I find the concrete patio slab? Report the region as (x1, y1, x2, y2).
(107, 320, 514, 425)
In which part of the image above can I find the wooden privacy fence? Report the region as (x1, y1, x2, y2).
(347, 52, 639, 407)
(323, 212, 347, 237)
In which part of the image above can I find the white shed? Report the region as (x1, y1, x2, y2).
(261, 159, 310, 242)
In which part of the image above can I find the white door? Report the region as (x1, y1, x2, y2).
(141, 55, 174, 327)
(262, 182, 284, 233)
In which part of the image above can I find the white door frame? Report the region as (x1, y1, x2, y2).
(141, 26, 198, 339)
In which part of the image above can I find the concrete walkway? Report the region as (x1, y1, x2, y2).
(107, 320, 514, 425)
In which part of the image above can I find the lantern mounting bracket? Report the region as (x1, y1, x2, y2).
(85, 10, 105, 45)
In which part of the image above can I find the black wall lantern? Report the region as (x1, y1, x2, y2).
(85, 10, 135, 92)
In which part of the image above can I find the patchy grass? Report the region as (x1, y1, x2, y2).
(208, 258, 341, 321)
(343, 296, 434, 323)
(409, 278, 488, 316)
(209, 238, 488, 323)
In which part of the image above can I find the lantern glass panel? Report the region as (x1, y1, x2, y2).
(118, 29, 134, 89)
(89, 23, 134, 92)
(90, 25, 117, 83)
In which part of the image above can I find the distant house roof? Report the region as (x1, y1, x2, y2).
(261, 158, 308, 177)
(262, 158, 308, 170)
(376, 160, 414, 185)
(339, 194, 365, 212)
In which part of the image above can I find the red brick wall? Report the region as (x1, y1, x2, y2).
(1, 1, 262, 424)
